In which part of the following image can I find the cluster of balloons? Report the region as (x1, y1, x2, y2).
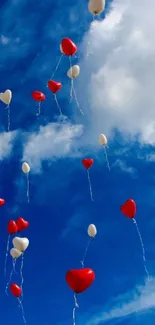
(32, 37, 83, 116)
(5, 217, 29, 298)
(4, 216, 29, 324)
(0, 2, 106, 126)
(65, 198, 149, 325)
(1, 1, 150, 325)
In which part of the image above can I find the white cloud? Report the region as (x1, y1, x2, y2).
(0, 131, 16, 160)
(87, 278, 155, 325)
(79, 0, 155, 145)
(113, 159, 136, 175)
(22, 121, 84, 172)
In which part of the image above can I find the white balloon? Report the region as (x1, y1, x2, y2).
(10, 248, 22, 259)
(88, 0, 105, 15)
(88, 224, 97, 237)
(22, 162, 30, 174)
(99, 134, 107, 146)
(13, 237, 29, 252)
(0, 89, 12, 105)
(67, 65, 80, 79)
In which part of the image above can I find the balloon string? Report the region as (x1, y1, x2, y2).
(5, 259, 17, 296)
(4, 235, 10, 277)
(87, 169, 94, 201)
(20, 254, 24, 302)
(81, 237, 92, 268)
(6, 104, 10, 131)
(133, 218, 150, 280)
(68, 58, 74, 102)
(73, 293, 79, 325)
(54, 94, 63, 115)
(68, 56, 84, 116)
(72, 87, 84, 116)
(104, 146, 110, 171)
(17, 298, 27, 324)
(50, 54, 63, 79)
(13, 257, 18, 274)
(26, 173, 30, 203)
(36, 102, 41, 116)
(69, 78, 74, 103)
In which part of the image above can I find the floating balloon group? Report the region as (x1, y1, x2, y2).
(0, 1, 151, 325)
(4, 213, 29, 324)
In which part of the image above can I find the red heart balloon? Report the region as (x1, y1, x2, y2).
(32, 91, 45, 102)
(10, 283, 22, 297)
(16, 217, 29, 232)
(66, 268, 95, 293)
(7, 220, 18, 234)
(48, 80, 62, 94)
(61, 38, 77, 56)
(0, 198, 5, 207)
(120, 199, 136, 219)
(82, 158, 94, 169)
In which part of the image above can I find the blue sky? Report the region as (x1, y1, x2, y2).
(0, 0, 155, 324)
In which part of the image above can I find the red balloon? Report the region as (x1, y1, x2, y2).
(82, 158, 94, 169)
(66, 268, 95, 293)
(61, 38, 77, 56)
(120, 199, 136, 219)
(32, 91, 45, 102)
(10, 284, 22, 297)
(16, 217, 29, 232)
(48, 80, 62, 93)
(0, 198, 5, 206)
(7, 220, 18, 235)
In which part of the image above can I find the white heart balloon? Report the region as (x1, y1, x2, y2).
(10, 248, 22, 259)
(67, 65, 80, 79)
(13, 237, 29, 252)
(22, 162, 30, 174)
(0, 89, 12, 105)
(88, 224, 97, 238)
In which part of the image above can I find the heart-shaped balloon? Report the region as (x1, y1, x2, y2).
(61, 38, 77, 56)
(48, 80, 62, 93)
(82, 158, 94, 169)
(0, 198, 5, 207)
(66, 268, 95, 293)
(7, 220, 18, 235)
(0, 89, 12, 105)
(10, 248, 22, 259)
(16, 217, 29, 232)
(10, 283, 22, 297)
(13, 237, 29, 252)
(120, 199, 136, 219)
(32, 91, 45, 102)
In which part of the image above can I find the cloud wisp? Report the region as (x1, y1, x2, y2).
(87, 278, 155, 325)
(0, 130, 17, 160)
(22, 121, 84, 172)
